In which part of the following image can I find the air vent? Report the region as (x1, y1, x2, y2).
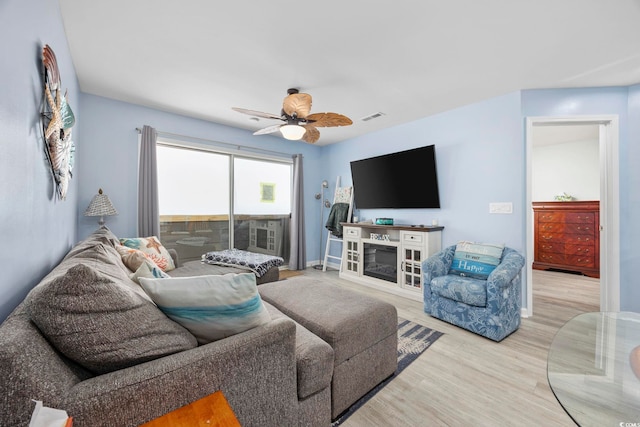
(360, 112, 385, 122)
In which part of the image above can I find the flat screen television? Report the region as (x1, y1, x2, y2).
(350, 145, 440, 209)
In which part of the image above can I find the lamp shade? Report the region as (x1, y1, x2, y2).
(84, 188, 118, 225)
(280, 124, 306, 140)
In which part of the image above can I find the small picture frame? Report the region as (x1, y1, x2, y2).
(260, 183, 275, 203)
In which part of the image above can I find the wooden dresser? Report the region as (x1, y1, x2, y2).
(532, 201, 599, 278)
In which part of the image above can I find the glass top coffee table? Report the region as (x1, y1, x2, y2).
(547, 312, 640, 426)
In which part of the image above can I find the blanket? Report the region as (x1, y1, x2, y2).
(325, 202, 350, 237)
(202, 249, 284, 278)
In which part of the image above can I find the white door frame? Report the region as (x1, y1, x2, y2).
(525, 115, 620, 316)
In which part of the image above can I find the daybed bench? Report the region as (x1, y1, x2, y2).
(0, 227, 397, 426)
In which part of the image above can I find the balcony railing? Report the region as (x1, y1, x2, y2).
(159, 214, 290, 264)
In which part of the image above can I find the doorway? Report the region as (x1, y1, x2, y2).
(525, 116, 620, 316)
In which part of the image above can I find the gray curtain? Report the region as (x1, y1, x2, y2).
(289, 154, 306, 270)
(138, 125, 159, 237)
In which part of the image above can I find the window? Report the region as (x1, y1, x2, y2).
(156, 143, 292, 264)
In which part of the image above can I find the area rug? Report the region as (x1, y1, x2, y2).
(332, 318, 444, 426)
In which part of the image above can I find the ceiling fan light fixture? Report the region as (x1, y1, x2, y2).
(280, 124, 306, 140)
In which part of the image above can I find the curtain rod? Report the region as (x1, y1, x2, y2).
(135, 127, 295, 158)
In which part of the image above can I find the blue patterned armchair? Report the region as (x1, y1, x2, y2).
(422, 245, 525, 341)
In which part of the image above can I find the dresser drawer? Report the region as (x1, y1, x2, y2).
(538, 212, 564, 223)
(564, 234, 596, 245)
(538, 242, 565, 254)
(565, 212, 595, 224)
(537, 252, 565, 264)
(537, 222, 564, 233)
(565, 254, 595, 268)
(565, 244, 595, 256)
(538, 233, 565, 244)
(565, 223, 596, 235)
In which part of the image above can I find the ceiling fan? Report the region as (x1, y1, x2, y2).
(232, 88, 353, 143)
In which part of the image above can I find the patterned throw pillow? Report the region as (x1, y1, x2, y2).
(139, 273, 272, 344)
(119, 236, 175, 272)
(449, 241, 505, 280)
(115, 244, 169, 283)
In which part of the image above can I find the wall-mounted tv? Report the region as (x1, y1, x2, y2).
(350, 145, 440, 209)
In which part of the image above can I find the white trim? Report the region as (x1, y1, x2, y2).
(156, 135, 293, 164)
(525, 115, 620, 317)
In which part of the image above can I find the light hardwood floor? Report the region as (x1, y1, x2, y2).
(299, 267, 600, 426)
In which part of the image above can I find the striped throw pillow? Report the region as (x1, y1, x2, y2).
(139, 273, 271, 344)
(449, 241, 505, 280)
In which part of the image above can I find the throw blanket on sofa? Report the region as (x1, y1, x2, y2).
(202, 249, 284, 278)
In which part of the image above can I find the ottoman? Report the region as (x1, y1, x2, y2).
(259, 277, 398, 419)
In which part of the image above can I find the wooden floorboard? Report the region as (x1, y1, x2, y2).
(298, 267, 599, 426)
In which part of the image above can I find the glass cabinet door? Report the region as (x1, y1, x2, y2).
(344, 240, 360, 275)
(402, 247, 422, 290)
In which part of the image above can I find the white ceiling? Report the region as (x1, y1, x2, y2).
(58, 0, 640, 146)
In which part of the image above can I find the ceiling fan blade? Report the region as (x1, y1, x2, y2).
(306, 112, 353, 127)
(253, 124, 282, 135)
(301, 125, 320, 143)
(283, 93, 312, 118)
(232, 107, 282, 120)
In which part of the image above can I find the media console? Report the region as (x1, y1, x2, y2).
(339, 223, 443, 302)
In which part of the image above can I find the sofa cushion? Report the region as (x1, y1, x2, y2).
(139, 273, 272, 345)
(449, 241, 504, 279)
(119, 236, 176, 271)
(263, 302, 333, 399)
(62, 226, 121, 261)
(431, 274, 487, 307)
(25, 264, 198, 374)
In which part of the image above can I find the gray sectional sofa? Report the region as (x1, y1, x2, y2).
(0, 227, 397, 426)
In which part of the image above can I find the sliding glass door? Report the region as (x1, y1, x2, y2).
(156, 144, 291, 264)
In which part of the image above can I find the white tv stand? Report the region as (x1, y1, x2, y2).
(338, 223, 443, 302)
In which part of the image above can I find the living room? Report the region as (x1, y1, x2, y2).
(2, 1, 640, 426)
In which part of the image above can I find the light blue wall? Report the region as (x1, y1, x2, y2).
(521, 87, 637, 311)
(322, 92, 527, 298)
(76, 94, 324, 258)
(324, 92, 525, 248)
(0, 0, 80, 321)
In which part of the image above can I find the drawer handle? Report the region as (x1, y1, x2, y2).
(542, 245, 553, 250)
(543, 235, 553, 240)
(577, 226, 590, 231)
(544, 226, 553, 230)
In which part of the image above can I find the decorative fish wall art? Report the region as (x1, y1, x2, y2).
(41, 44, 75, 200)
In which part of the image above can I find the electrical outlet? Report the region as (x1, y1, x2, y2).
(489, 202, 513, 214)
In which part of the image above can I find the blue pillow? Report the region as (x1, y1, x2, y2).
(139, 273, 271, 344)
(449, 241, 504, 280)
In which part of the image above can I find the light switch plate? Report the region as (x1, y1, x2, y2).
(489, 202, 513, 214)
